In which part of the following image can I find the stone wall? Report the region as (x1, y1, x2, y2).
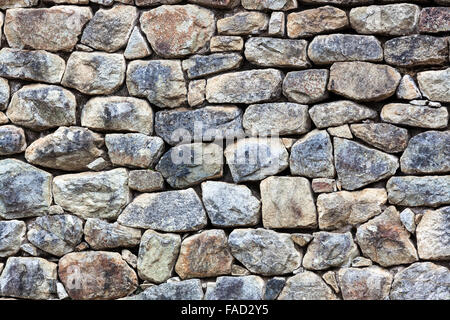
(0, 0, 449, 300)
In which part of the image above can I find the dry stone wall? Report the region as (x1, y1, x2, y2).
(0, 0, 449, 300)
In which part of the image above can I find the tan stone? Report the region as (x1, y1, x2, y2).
(217, 11, 269, 35)
(381, 103, 448, 129)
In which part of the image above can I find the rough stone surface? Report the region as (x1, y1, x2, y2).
(396, 75, 422, 100)
(0, 220, 26, 257)
(124, 26, 152, 60)
(84, 218, 141, 250)
(126, 59, 187, 108)
(126, 279, 203, 300)
(328, 62, 401, 101)
(278, 271, 338, 300)
(224, 138, 289, 183)
(309, 100, 377, 128)
(350, 123, 409, 153)
(156, 143, 223, 189)
(317, 188, 388, 230)
(417, 68, 450, 103)
(419, 7, 450, 33)
(182, 53, 242, 79)
(0, 159, 52, 219)
(308, 34, 383, 64)
(390, 262, 450, 300)
(187, 80, 206, 107)
(25, 126, 104, 171)
(5, 6, 91, 52)
(0, 0, 39, 9)
(58, 251, 138, 300)
(117, 188, 207, 232)
(356, 206, 419, 267)
(264, 277, 286, 300)
(416, 207, 450, 261)
(175, 230, 233, 279)
(7, 84, 76, 131)
(0, 125, 26, 155)
(303, 232, 358, 270)
(205, 276, 265, 300)
(268, 12, 285, 37)
(210, 36, 243, 52)
(228, 228, 302, 276)
(0, 78, 9, 111)
(217, 11, 269, 35)
(52, 169, 130, 220)
(261, 176, 317, 229)
(140, 5, 215, 58)
(27, 214, 83, 257)
(338, 267, 393, 300)
(243, 103, 310, 136)
(381, 103, 448, 129)
(62, 52, 125, 95)
(290, 130, 334, 178)
(282, 69, 329, 104)
(137, 230, 181, 283)
(334, 138, 399, 190)
(128, 170, 164, 193)
(206, 69, 283, 104)
(202, 181, 260, 227)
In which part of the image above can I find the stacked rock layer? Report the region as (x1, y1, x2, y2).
(0, 0, 449, 300)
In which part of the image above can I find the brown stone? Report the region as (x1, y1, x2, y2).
(419, 7, 450, 33)
(217, 11, 269, 35)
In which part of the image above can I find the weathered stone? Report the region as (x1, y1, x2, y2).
(125, 279, 203, 300)
(416, 207, 450, 260)
(27, 214, 83, 257)
(156, 143, 223, 189)
(0, 112, 8, 124)
(58, 251, 138, 300)
(53, 169, 130, 220)
(349, 4, 420, 35)
(390, 262, 450, 300)
(155, 106, 243, 145)
(210, 36, 244, 52)
(124, 26, 152, 60)
(81, 5, 138, 52)
(268, 12, 285, 37)
(261, 176, 317, 229)
(182, 53, 242, 79)
(121, 249, 137, 269)
(105, 133, 164, 168)
(400, 131, 449, 174)
(356, 206, 418, 267)
(0, 257, 57, 300)
(381, 103, 448, 129)
(385, 35, 448, 67)
(20, 242, 45, 257)
(399, 208, 416, 234)
(128, 170, 164, 192)
(135, 0, 182, 6)
(0, 159, 52, 219)
(328, 62, 401, 101)
(7, 84, 76, 130)
(188, 0, 239, 8)
(87, 158, 110, 171)
(217, 11, 269, 35)
(290, 130, 334, 178)
(300, 0, 373, 4)
(282, 69, 329, 104)
(243, 103, 310, 136)
(206, 69, 283, 104)
(419, 7, 450, 33)
(25, 126, 104, 171)
(187, 80, 206, 107)
(278, 271, 338, 300)
(137, 230, 180, 283)
(4, 6, 92, 52)
(417, 68, 450, 103)
(0, 48, 65, 83)
(327, 124, 352, 139)
(308, 34, 383, 64)
(0, 220, 26, 257)
(241, 0, 296, 10)
(140, 5, 215, 58)
(0, 0, 39, 9)
(396, 75, 422, 100)
(224, 138, 289, 183)
(303, 232, 358, 270)
(350, 123, 409, 154)
(118, 188, 207, 232)
(175, 230, 233, 279)
(338, 267, 393, 300)
(287, 6, 348, 38)
(202, 181, 260, 227)
(312, 178, 337, 193)
(0, 78, 9, 110)
(264, 277, 286, 300)
(0, 125, 26, 155)
(322, 271, 339, 293)
(351, 256, 372, 268)
(309, 100, 377, 128)
(43, 0, 89, 4)
(62, 52, 125, 95)
(81, 96, 153, 135)
(317, 188, 388, 230)
(127, 59, 187, 108)
(387, 175, 450, 207)
(206, 276, 265, 300)
(334, 138, 399, 190)
(228, 228, 302, 275)
(84, 218, 141, 250)
(245, 37, 310, 68)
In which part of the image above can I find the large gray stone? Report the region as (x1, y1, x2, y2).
(278, 271, 338, 300)
(0, 220, 26, 257)
(84, 218, 142, 250)
(350, 123, 409, 153)
(217, 11, 269, 35)
(381, 103, 448, 129)
(182, 53, 243, 79)
(205, 276, 265, 300)
(282, 69, 329, 104)
(125, 279, 203, 300)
